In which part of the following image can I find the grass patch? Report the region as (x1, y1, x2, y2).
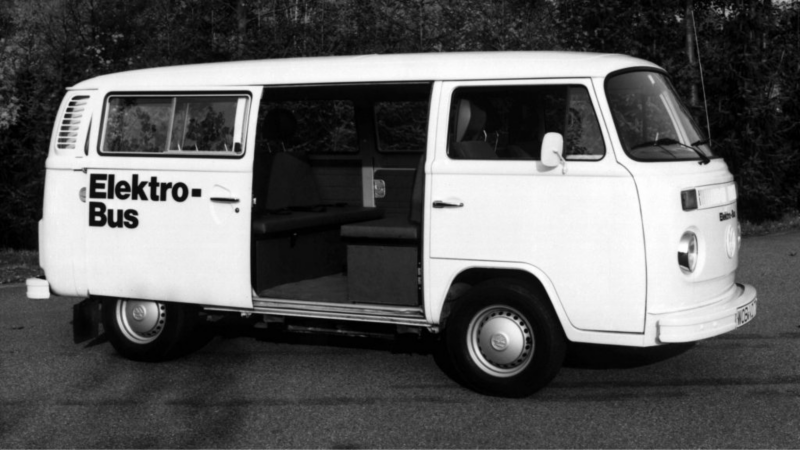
(0, 249, 42, 285)
(741, 209, 800, 237)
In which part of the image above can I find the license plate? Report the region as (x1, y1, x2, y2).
(735, 298, 757, 327)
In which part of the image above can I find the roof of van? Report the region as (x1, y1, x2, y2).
(71, 51, 662, 90)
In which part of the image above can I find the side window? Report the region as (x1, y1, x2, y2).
(375, 101, 428, 153)
(101, 95, 248, 156)
(564, 88, 605, 160)
(103, 98, 172, 153)
(170, 97, 242, 152)
(258, 100, 357, 154)
(447, 85, 604, 161)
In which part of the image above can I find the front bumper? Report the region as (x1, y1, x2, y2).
(656, 283, 757, 343)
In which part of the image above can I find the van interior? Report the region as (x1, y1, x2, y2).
(250, 83, 431, 307)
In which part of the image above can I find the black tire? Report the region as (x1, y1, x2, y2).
(101, 298, 199, 362)
(444, 279, 566, 397)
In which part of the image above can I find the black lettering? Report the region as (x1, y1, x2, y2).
(149, 177, 160, 201)
(124, 209, 139, 229)
(89, 174, 107, 199)
(107, 174, 115, 199)
(107, 208, 125, 228)
(159, 182, 173, 202)
(89, 202, 106, 227)
(191, 189, 202, 198)
(115, 180, 131, 200)
(131, 175, 148, 200)
(172, 182, 188, 202)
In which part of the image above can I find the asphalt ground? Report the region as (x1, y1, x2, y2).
(1, 232, 799, 448)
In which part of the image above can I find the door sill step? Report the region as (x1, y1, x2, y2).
(206, 297, 430, 328)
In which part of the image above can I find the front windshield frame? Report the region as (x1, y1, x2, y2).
(605, 69, 716, 163)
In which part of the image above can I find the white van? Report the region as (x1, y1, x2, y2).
(27, 52, 757, 397)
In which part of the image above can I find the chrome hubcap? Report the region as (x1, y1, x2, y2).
(116, 299, 166, 344)
(467, 305, 534, 377)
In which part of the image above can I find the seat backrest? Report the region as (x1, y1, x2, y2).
(450, 99, 497, 160)
(254, 108, 300, 213)
(254, 108, 322, 213)
(264, 152, 322, 211)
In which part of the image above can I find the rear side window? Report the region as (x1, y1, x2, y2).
(101, 95, 249, 156)
(375, 101, 428, 153)
(258, 100, 357, 154)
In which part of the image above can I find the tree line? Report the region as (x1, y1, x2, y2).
(1, 0, 798, 248)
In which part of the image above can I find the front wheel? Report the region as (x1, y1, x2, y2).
(444, 280, 566, 397)
(102, 298, 198, 362)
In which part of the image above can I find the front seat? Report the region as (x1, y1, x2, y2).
(449, 99, 497, 160)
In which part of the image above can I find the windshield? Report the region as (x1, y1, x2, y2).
(606, 71, 714, 162)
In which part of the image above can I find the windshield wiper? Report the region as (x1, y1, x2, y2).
(683, 138, 711, 165)
(630, 138, 678, 151)
(630, 137, 710, 164)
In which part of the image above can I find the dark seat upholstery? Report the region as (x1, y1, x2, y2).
(340, 216, 418, 240)
(253, 108, 299, 214)
(252, 109, 383, 236)
(253, 207, 383, 235)
(262, 152, 322, 212)
(449, 99, 498, 160)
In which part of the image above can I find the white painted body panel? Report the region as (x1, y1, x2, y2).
(39, 92, 93, 298)
(71, 52, 660, 90)
(45, 87, 261, 309)
(83, 167, 253, 308)
(39, 169, 89, 297)
(629, 160, 738, 313)
(426, 79, 646, 334)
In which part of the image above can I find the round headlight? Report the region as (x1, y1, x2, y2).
(726, 224, 740, 258)
(678, 231, 698, 273)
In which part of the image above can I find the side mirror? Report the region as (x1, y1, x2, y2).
(540, 132, 565, 169)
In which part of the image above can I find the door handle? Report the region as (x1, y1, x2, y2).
(433, 200, 464, 208)
(210, 197, 240, 203)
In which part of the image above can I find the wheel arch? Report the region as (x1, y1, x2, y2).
(436, 267, 571, 336)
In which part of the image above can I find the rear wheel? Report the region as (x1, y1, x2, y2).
(445, 279, 566, 397)
(102, 298, 198, 362)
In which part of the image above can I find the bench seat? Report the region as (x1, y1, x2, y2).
(252, 207, 383, 235)
(340, 217, 419, 241)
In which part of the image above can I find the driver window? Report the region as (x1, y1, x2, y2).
(447, 85, 605, 161)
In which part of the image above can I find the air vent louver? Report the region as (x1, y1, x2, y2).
(56, 96, 89, 150)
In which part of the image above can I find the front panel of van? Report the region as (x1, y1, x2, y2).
(597, 70, 747, 339)
(622, 161, 738, 315)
